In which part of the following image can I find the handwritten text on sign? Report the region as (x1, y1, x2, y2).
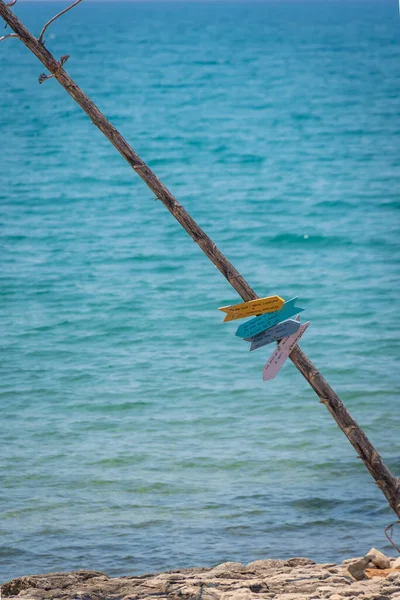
(250, 319, 300, 351)
(219, 295, 284, 322)
(235, 297, 304, 339)
(262, 321, 310, 381)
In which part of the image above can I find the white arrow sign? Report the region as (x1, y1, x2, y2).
(262, 321, 310, 381)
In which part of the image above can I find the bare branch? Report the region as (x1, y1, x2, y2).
(38, 0, 82, 45)
(0, 31, 18, 41)
(38, 54, 69, 84)
(4, 0, 15, 29)
(385, 521, 400, 554)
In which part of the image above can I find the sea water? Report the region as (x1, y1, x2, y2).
(0, 0, 399, 582)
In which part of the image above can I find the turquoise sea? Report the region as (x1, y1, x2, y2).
(1, 0, 399, 583)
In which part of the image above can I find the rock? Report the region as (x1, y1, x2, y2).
(366, 548, 391, 569)
(246, 559, 288, 570)
(381, 585, 400, 594)
(316, 586, 344, 596)
(1, 571, 107, 598)
(342, 557, 364, 565)
(387, 571, 400, 580)
(347, 556, 373, 580)
(365, 567, 399, 579)
(269, 595, 307, 600)
(393, 556, 400, 569)
(205, 562, 248, 579)
(1, 558, 399, 599)
(287, 557, 316, 567)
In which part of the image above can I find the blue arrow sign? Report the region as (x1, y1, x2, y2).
(249, 318, 301, 352)
(236, 297, 304, 340)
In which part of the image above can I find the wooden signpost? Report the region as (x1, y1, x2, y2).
(221, 293, 305, 364)
(218, 295, 284, 322)
(263, 321, 310, 381)
(1, 0, 399, 520)
(235, 297, 304, 339)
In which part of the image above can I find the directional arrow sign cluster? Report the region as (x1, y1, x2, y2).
(220, 293, 309, 381)
(218, 295, 284, 322)
(235, 297, 304, 340)
(249, 318, 300, 351)
(263, 321, 310, 381)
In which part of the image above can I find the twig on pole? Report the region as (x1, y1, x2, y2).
(38, 54, 69, 84)
(385, 521, 400, 554)
(38, 0, 82, 45)
(3, 0, 15, 30)
(0, 31, 18, 41)
(0, 0, 399, 520)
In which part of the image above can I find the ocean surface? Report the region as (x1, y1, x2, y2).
(1, 0, 399, 583)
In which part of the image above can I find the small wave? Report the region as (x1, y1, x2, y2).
(315, 200, 355, 209)
(290, 497, 346, 511)
(0, 546, 30, 558)
(291, 112, 322, 122)
(269, 518, 346, 532)
(224, 525, 253, 534)
(75, 401, 152, 413)
(92, 455, 147, 467)
(216, 154, 265, 165)
(267, 233, 353, 247)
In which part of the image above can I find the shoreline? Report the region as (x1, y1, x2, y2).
(2, 555, 400, 599)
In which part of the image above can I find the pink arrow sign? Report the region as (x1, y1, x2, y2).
(262, 321, 310, 381)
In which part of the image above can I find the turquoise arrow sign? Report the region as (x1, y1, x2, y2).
(249, 318, 301, 352)
(236, 297, 304, 340)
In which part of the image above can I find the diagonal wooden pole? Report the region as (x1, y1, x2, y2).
(1, 0, 399, 519)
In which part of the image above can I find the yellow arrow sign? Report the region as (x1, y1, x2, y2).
(218, 295, 285, 322)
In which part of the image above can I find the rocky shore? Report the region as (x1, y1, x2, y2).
(2, 553, 400, 600)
